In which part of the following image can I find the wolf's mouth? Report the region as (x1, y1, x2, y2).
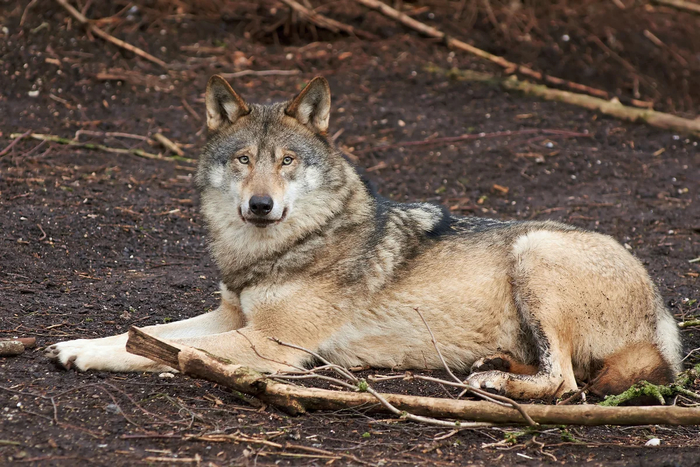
(240, 208, 288, 228)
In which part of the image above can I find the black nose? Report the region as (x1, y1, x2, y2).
(249, 195, 274, 216)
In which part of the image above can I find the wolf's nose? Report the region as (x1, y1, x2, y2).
(249, 195, 274, 216)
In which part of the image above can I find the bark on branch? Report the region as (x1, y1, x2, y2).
(126, 327, 700, 426)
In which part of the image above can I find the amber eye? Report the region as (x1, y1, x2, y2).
(238, 155, 249, 164)
(282, 156, 294, 166)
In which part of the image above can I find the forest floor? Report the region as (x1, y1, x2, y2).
(1, 1, 699, 465)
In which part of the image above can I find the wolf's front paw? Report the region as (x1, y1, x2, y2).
(45, 339, 105, 371)
(465, 370, 510, 394)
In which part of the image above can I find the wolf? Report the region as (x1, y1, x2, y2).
(47, 75, 682, 399)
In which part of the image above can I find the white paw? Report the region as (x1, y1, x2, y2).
(45, 338, 171, 372)
(465, 370, 510, 394)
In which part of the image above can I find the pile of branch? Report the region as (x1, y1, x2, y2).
(126, 327, 700, 427)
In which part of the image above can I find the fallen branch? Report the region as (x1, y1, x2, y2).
(0, 340, 25, 357)
(433, 66, 700, 137)
(55, 0, 168, 69)
(354, 0, 610, 100)
(280, 0, 378, 40)
(125, 327, 700, 426)
(652, 0, 700, 14)
(9, 133, 195, 163)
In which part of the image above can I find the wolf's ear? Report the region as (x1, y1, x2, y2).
(285, 77, 331, 134)
(205, 75, 250, 132)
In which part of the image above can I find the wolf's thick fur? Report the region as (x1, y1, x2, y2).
(47, 76, 682, 399)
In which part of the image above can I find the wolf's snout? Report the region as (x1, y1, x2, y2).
(249, 195, 274, 216)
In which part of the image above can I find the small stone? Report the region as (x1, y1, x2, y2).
(645, 438, 661, 446)
(105, 403, 121, 414)
(159, 372, 175, 378)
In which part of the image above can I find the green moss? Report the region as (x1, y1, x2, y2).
(599, 368, 700, 406)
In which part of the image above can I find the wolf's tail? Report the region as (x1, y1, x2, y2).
(590, 296, 682, 396)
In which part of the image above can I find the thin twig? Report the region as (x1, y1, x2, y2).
(269, 374, 358, 391)
(413, 307, 462, 384)
(557, 368, 608, 405)
(20, 0, 39, 26)
(37, 224, 47, 241)
(271, 338, 490, 427)
(363, 384, 492, 428)
(74, 130, 153, 143)
(270, 337, 357, 382)
(10, 133, 195, 163)
(55, 0, 168, 68)
(0, 131, 32, 158)
(153, 133, 185, 157)
(412, 307, 537, 426)
(682, 347, 700, 362)
(280, 0, 378, 39)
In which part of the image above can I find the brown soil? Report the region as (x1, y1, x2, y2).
(1, 1, 700, 465)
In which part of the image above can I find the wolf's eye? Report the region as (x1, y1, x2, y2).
(282, 156, 294, 166)
(238, 156, 249, 164)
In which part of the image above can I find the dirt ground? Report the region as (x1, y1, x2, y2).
(1, 1, 700, 465)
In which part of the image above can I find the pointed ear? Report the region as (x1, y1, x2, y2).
(205, 75, 250, 131)
(285, 77, 331, 134)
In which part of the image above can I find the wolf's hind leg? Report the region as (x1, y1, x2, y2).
(466, 232, 584, 399)
(466, 342, 578, 399)
(471, 353, 538, 376)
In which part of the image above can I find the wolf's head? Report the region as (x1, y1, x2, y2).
(197, 76, 363, 264)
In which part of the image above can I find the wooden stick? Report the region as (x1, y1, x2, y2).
(54, 0, 168, 69)
(679, 319, 700, 329)
(153, 133, 185, 157)
(353, 0, 612, 100)
(435, 66, 700, 137)
(9, 133, 195, 163)
(126, 327, 700, 426)
(0, 341, 25, 357)
(652, 0, 700, 14)
(280, 0, 378, 40)
(0, 130, 31, 158)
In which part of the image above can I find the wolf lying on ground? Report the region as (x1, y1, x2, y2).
(47, 76, 682, 399)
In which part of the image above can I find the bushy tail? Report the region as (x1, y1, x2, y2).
(589, 342, 676, 396)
